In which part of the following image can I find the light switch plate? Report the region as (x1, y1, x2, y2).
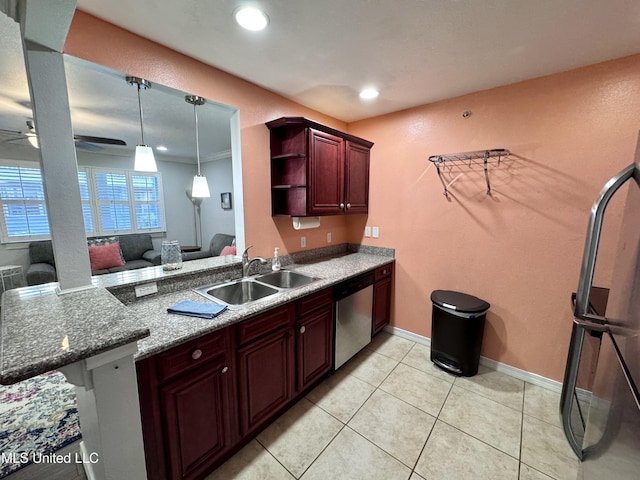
(301, 236, 306, 248)
(364, 226, 371, 237)
(327, 232, 332, 243)
(135, 282, 158, 297)
(372, 227, 380, 238)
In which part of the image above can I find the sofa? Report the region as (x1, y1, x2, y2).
(27, 233, 161, 286)
(181, 233, 236, 262)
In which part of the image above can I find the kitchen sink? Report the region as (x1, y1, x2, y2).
(194, 278, 279, 306)
(256, 271, 317, 289)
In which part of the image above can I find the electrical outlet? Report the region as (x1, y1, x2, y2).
(135, 282, 158, 297)
(327, 232, 332, 243)
(301, 236, 306, 248)
(365, 226, 371, 237)
(372, 227, 380, 238)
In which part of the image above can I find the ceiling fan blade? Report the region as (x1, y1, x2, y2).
(73, 135, 126, 146)
(0, 127, 23, 137)
(75, 141, 104, 152)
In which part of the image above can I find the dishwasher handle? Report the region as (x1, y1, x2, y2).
(334, 271, 375, 301)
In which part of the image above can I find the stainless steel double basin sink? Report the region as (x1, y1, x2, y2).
(193, 270, 318, 308)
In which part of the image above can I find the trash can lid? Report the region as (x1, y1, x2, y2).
(431, 290, 490, 314)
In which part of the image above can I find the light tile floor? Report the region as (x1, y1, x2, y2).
(207, 332, 580, 480)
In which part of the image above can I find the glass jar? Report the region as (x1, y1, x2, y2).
(161, 240, 182, 271)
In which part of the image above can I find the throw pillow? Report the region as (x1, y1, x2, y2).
(220, 246, 236, 256)
(87, 236, 125, 263)
(88, 242, 126, 271)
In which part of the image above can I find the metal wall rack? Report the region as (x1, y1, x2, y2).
(428, 148, 510, 197)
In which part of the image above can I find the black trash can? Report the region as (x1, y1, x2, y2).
(430, 290, 490, 376)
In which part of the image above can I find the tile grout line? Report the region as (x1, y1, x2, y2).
(408, 372, 456, 478)
(295, 422, 348, 479)
(518, 381, 526, 478)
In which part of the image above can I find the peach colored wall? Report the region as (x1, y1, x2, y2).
(64, 11, 350, 260)
(65, 11, 640, 381)
(348, 55, 640, 380)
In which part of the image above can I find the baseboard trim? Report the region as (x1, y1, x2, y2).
(383, 325, 563, 393)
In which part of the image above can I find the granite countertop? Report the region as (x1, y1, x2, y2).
(0, 248, 393, 383)
(130, 252, 394, 359)
(0, 286, 149, 384)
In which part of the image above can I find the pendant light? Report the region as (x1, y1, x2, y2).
(185, 95, 210, 198)
(127, 76, 157, 172)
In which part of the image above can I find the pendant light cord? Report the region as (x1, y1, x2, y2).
(137, 84, 146, 145)
(194, 102, 201, 176)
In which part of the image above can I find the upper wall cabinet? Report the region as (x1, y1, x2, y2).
(266, 117, 374, 216)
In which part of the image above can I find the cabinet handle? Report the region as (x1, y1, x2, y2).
(221, 366, 229, 374)
(346, 203, 351, 209)
(300, 326, 306, 334)
(339, 203, 345, 209)
(191, 349, 203, 360)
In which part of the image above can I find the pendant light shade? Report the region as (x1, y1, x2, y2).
(127, 76, 157, 172)
(134, 145, 156, 171)
(192, 174, 210, 197)
(185, 95, 210, 198)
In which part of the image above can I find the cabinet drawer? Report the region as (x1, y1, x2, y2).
(237, 304, 294, 346)
(297, 287, 333, 317)
(157, 328, 229, 383)
(375, 264, 393, 281)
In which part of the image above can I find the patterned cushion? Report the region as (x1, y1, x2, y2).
(88, 242, 125, 271)
(87, 236, 125, 262)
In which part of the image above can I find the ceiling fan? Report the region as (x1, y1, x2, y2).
(0, 120, 127, 151)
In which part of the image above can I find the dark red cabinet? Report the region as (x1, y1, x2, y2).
(236, 304, 295, 437)
(266, 117, 373, 217)
(345, 141, 370, 214)
(373, 264, 393, 335)
(309, 129, 345, 215)
(161, 360, 231, 480)
(137, 327, 237, 480)
(296, 288, 334, 392)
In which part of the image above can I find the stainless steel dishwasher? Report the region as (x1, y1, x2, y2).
(334, 271, 374, 369)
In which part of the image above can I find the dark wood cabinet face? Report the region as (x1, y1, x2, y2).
(297, 304, 334, 391)
(237, 327, 295, 436)
(308, 129, 345, 215)
(345, 141, 370, 214)
(373, 277, 392, 335)
(161, 357, 232, 480)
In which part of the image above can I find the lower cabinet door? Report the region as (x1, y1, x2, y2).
(297, 304, 334, 391)
(373, 277, 392, 335)
(237, 327, 295, 436)
(161, 358, 232, 480)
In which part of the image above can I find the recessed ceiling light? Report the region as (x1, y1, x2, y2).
(156, 145, 168, 152)
(235, 7, 269, 31)
(359, 88, 379, 100)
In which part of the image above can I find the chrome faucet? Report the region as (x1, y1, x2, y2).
(242, 245, 268, 277)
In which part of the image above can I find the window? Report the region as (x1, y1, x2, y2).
(0, 162, 165, 243)
(0, 165, 50, 241)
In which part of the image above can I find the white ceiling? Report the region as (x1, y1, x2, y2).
(76, 0, 640, 122)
